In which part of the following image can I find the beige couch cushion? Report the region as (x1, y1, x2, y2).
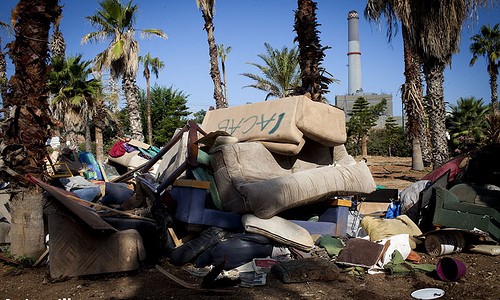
(201, 96, 346, 155)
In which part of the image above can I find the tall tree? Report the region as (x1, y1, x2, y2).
(365, 0, 490, 168)
(410, 0, 475, 167)
(217, 44, 231, 107)
(82, 0, 167, 142)
(139, 85, 190, 145)
(241, 43, 301, 100)
(196, 0, 225, 109)
(48, 55, 101, 151)
(139, 53, 164, 145)
(0, 0, 61, 258)
(365, 2, 429, 171)
(470, 23, 500, 143)
(384, 116, 401, 157)
(293, 0, 334, 102)
(346, 96, 387, 156)
(447, 97, 490, 154)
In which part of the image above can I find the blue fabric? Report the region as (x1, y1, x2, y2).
(72, 186, 101, 202)
(385, 201, 401, 219)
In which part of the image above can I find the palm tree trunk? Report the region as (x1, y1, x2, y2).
(402, 27, 425, 171)
(146, 75, 153, 145)
(488, 72, 500, 143)
(411, 139, 424, 170)
(2, 0, 61, 258)
(423, 59, 449, 168)
(222, 60, 228, 107)
(0, 43, 7, 102)
(122, 75, 144, 141)
(109, 76, 120, 113)
(85, 121, 92, 152)
(490, 72, 498, 113)
(201, 14, 224, 109)
(93, 99, 105, 162)
(95, 125, 104, 162)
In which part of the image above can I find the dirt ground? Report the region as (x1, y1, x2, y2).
(1, 156, 498, 300)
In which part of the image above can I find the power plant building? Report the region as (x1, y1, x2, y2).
(334, 10, 400, 128)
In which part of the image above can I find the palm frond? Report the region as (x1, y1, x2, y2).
(140, 29, 168, 39)
(81, 30, 111, 44)
(241, 43, 300, 99)
(196, 0, 216, 18)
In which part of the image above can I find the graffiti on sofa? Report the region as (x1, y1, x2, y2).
(217, 112, 286, 135)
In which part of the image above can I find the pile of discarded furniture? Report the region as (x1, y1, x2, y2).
(4, 95, 497, 286)
(400, 143, 500, 256)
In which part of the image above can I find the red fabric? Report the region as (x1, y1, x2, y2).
(422, 156, 465, 183)
(108, 140, 126, 158)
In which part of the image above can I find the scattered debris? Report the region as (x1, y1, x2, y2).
(1, 95, 496, 295)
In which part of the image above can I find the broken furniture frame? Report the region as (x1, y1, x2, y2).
(111, 121, 206, 189)
(139, 121, 207, 196)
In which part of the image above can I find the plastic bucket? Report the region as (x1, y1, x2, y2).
(424, 231, 466, 256)
(436, 257, 467, 281)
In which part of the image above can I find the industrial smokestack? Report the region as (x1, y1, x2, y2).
(347, 10, 362, 95)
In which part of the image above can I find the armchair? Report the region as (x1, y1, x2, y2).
(432, 185, 499, 241)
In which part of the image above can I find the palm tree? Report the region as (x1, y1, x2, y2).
(0, 0, 61, 258)
(139, 53, 164, 145)
(365, 1, 429, 170)
(196, 0, 225, 109)
(241, 43, 301, 100)
(48, 55, 101, 151)
(365, 0, 490, 168)
(447, 97, 490, 154)
(293, 0, 334, 102)
(470, 23, 500, 143)
(217, 44, 232, 107)
(82, 0, 167, 142)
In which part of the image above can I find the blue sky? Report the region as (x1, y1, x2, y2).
(1, 0, 499, 116)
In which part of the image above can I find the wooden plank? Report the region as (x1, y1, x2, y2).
(0, 252, 23, 266)
(33, 248, 49, 267)
(97, 161, 108, 182)
(172, 179, 210, 190)
(167, 227, 183, 248)
(326, 198, 352, 207)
